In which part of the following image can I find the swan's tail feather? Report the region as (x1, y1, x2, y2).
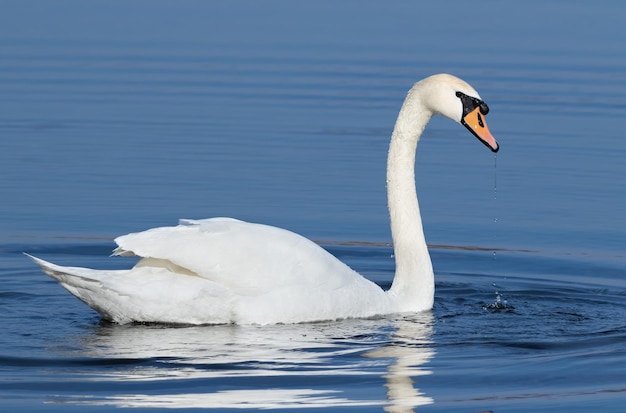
(26, 253, 234, 325)
(25, 254, 127, 322)
(26, 254, 101, 286)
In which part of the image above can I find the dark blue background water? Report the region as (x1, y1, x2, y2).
(1, 1, 625, 412)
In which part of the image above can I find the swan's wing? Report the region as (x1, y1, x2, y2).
(113, 218, 367, 296)
(29, 218, 389, 324)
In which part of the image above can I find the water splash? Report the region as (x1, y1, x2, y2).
(483, 283, 514, 312)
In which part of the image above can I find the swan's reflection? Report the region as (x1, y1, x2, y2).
(54, 313, 434, 411)
(365, 313, 435, 412)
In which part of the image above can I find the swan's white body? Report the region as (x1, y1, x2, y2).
(30, 74, 499, 325)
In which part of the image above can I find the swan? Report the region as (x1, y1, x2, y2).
(29, 74, 499, 325)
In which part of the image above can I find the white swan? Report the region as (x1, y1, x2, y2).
(29, 74, 499, 325)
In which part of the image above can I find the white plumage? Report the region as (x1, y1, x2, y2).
(30, 74, 499, 325)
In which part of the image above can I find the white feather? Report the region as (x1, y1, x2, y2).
(29, 74, 497, 325)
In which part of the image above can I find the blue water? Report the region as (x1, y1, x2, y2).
(1, 1, 626, 411)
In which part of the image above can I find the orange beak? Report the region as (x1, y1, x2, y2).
(461, 107, 499, 152)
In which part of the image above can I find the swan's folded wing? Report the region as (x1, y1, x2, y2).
(113, 218, 364, 296)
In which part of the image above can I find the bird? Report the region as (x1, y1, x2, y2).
(29, 74, 499, 325)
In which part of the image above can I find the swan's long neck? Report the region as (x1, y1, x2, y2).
(386, 87, 435, 311)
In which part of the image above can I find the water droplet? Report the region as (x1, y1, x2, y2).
(492, 155, 498, 260)
(493, 154, 498, 199)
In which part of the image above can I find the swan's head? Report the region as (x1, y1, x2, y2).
(417, 74, 499, 152)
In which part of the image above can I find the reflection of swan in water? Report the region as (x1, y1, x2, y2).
(51, 315, 434, 410)
(365, 313, 435, 412)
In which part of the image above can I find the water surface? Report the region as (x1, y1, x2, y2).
(1, 1, 625, 412)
